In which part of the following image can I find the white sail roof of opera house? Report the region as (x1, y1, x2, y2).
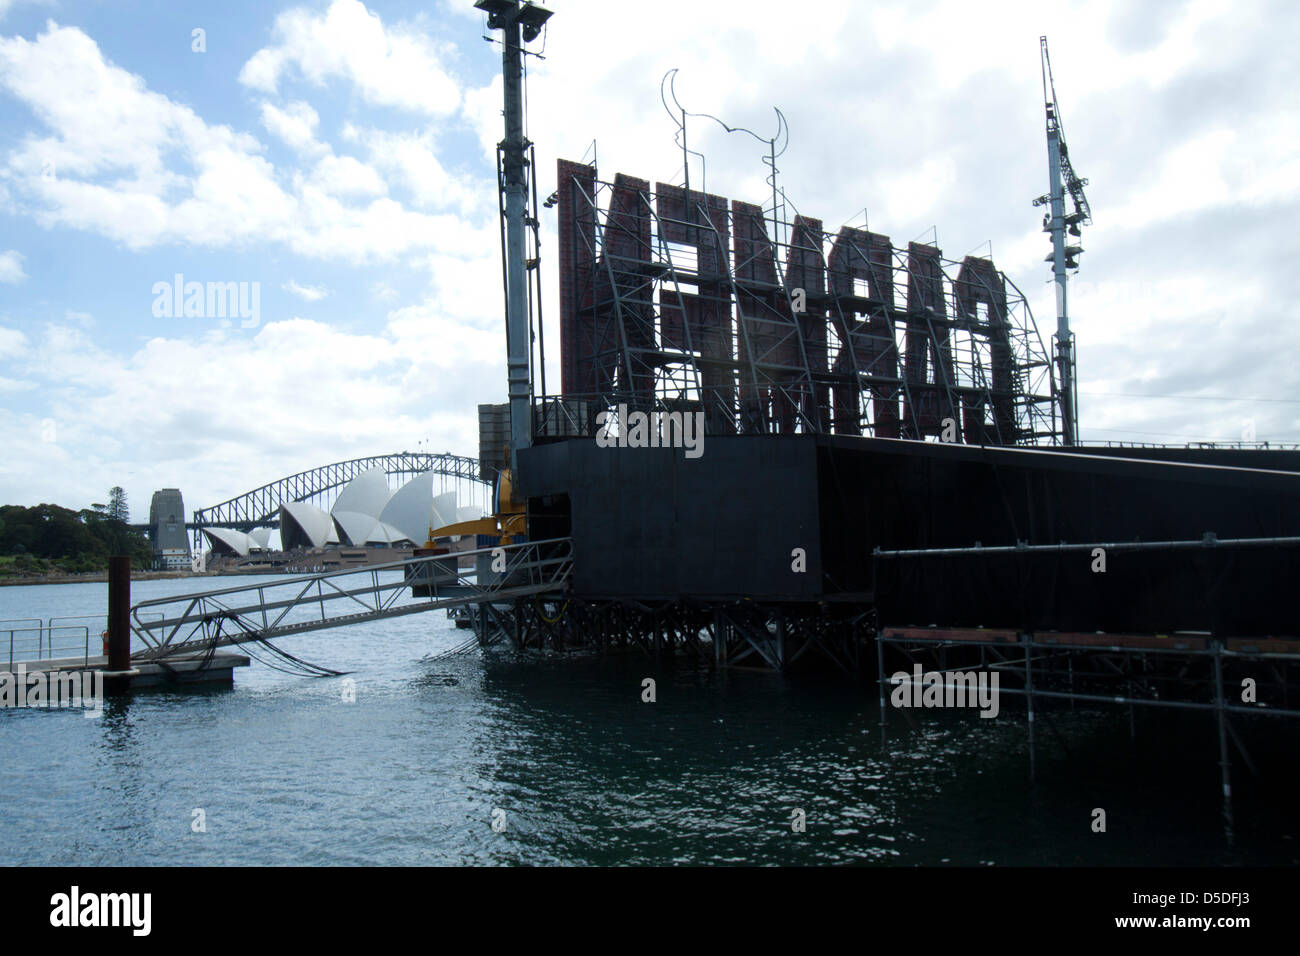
(201, 527, 255, 557)
(430, 491, 459, 532)
(332, 511, 377, 546)
(362, 521, 413, 546)
(270, 470, 483, 552)
(280, 501, 337, 549)
(378, 471, 435, 544)
(331, 468, 393, 546)
(248, 527, 273, 549)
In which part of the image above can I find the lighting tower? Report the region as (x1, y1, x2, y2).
(1033, 36, 1091, 446)
(476, 0, 552, 476)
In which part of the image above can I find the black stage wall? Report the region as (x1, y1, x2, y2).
(519, 435, 1300, 636)
(823, 436, 1300, 635)
(518, 437, 822, 600)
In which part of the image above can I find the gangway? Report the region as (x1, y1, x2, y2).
(129, 537, 573, 660)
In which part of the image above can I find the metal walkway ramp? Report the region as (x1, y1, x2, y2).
(130, 537, 572, 661)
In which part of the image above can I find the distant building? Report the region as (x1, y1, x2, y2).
(148, 488, 190, 570)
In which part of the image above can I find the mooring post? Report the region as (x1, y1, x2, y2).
(1212, 638, 1234, 839)
(714, 608, 727, 667)
(106, 555, 133, 691)
(876, 630, 888, 746)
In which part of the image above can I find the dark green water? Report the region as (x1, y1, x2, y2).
(1, 577, 1294, 865)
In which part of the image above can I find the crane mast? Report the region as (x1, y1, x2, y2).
(1034, 36, 1091, 446)
(476, 0, 552, 477)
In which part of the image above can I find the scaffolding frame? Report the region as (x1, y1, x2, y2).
(875, 625, 1300, 839)
(551, 164, 1060, 445)
(871, 531, 1300, 836)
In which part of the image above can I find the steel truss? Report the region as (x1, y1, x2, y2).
(130, 537, 572, 657)
(466, 596, 876, 675)
(551, 167, 1059, 444)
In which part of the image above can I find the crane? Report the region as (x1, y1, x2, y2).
(1033, 36, 1091, 446)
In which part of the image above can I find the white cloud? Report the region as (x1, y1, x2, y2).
(260, 99, 326, 155)
(283, 279, 329, 301)
(0, 375, 35, 393)
(1105, 121, 1300, 231)
(239, 0, 461, 116)
(0, 326, 27, 357)
(306, 153, 386, 197)
(343, 123, 484, 215)
(0, 309, 502, 508)
(0, 22, 481, 263)
(0, 249, 25, 282)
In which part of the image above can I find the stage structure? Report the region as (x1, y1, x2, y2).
(538, 160, 1062, 446)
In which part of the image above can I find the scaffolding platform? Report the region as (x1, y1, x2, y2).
(875, 622, 1300, 834)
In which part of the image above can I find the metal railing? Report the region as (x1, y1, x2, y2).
(129, 537, 573, 659)
(532, 384, 1052, 445)
(3, 621, 93, 670)
(872, 532, 1300, 560)
(534, 387, 837, 439)
(2, 613, 169, 670)
(1101, 440, 1300, 451)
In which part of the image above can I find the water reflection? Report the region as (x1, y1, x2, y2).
(1, 582, 1293, 865)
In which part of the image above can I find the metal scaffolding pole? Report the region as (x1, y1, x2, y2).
(1213, 638, 1234, 838)
(1024, 632, 1037, 782)
(478, 0, 552, 474)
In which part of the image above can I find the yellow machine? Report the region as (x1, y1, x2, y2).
(422, 458, 525, 547)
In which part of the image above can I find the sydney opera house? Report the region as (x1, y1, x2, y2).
(199, 468, 480, 561)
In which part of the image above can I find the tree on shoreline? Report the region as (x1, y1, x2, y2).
(107, 486, 129, 523)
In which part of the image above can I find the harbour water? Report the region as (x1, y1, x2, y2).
(0, 575, 1294, 866)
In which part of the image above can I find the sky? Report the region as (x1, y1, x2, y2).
(0, 0, 1297, 520)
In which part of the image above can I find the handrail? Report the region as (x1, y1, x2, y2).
(131, 536, 568, 608)
(129, 537, 573, 656)
(4, 625, 93, 669)
(1, 613, 168, 670)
